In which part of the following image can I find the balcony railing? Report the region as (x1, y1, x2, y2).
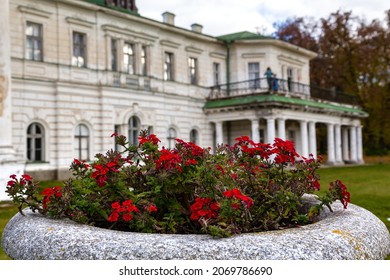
(208, 77, 358, 105)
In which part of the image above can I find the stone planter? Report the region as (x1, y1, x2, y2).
(2, 196, 390, 260)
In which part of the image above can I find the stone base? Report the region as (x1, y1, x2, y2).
(2, 197, 390, 260)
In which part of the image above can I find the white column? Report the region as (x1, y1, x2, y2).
(251, 119, 260, 143)
(357, 125, 364, 163)
(215, 121, 224, 145)
(266, 117, 276, 144)
(335, 124, 342, 163)
(0, 0, 24, 201)
(308, 121, 317, 158)
(0, 0, 13, 156)
(327, 123, 336, 164)
(277, 118, 286, 140)
(350, 126, 358, 162)
(342, 127, 349, 161)
(300, 120, 309, 158)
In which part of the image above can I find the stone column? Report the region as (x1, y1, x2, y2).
(356, 125, 364, 163)
(335, 124, 342, 163)
(277, 118, 286, 140)
(0, 0, 24, 201)
(350, 126, 358, 163)
(308, 121, 317, 158)
(251, 119, 260, 143)
(342, 127, 349, 161)
(327, 123, 335, 164)
(215, 121, 224, 145)
(300, 120, 309, 158)
(266, 117, 275, 144)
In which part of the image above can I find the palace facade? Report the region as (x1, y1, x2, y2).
(0, 0, 367, 200)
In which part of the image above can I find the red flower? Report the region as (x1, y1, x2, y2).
(190, 197, 220, 221)
(147, 204, 158, 213)
(42, 186, 62, 209)
(107, 200, 139, 223)
(21, 174, 33, 181)
(122, 213, 134, 222)
(108, 212, 119, 222)
(272, 138, 299, 164)
(138, 134, 161, 146)
(329, 180, 350, 209)
(223, 188, 254, 209)
(155, 148, 182, 172)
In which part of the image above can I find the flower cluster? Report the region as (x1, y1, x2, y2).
(329, 180, 351, 209)
(190, 197, 220, 221)
(6, 130, 351, 237)
(42, 186, 62, 209)
(108, 200, 140, 222)
(223, 188, 254, 209)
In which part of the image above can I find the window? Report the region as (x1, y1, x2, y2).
(164, 52, 174, 81)
(248, 62, 260, 88)
(213, 62, 220, 86)
(167, 127, 177, 149)
(128, 116, 141, 145)
(189, 129, 199, 145)
(25, 22, 43, 61)
(123, 42, 135, 74)
(27, 123, 45, 161)
(74, 124, 90, 161)
(111, 39, 118, 71)
(72, 32, 87, 67)
(287, 67, 294, 92)
(141, 45, 147, 76)
(188, 57, 198, 85)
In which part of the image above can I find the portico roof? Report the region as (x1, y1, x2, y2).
(204, 94, 368, 118)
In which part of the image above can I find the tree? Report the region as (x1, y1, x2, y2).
(273, 9, 390, 155)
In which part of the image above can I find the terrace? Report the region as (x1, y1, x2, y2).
(208, 77, 358, 106)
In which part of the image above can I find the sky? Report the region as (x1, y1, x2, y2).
(136, 0, 389, 36)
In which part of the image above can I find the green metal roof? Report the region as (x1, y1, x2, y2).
(217, 31, 273, 42)
(204, 94, 368, 117)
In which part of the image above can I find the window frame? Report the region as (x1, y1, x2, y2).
(74, 124, 90, 161)
(213, 62, 220, 86)
(128, 116, 141, 145)
(72, 31, 87, 67)
(164, 52, 174, 81)
(123, 42, 135, 75)
(167, 127, 177, 149)
(188, 57, 198, 85)
(25, 21, 43, 61)
(26, 123, 45, 162)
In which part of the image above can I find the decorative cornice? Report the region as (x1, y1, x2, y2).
(18, 5, 52, 18)
(242, 52, 266, 59)
(185, 46, 203, 54)
(102, 25, 158, 42)
(159, 40, 181, 49)
(66, 17, 95, 28)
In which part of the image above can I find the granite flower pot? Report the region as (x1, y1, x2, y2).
(2, 196, 390, 260)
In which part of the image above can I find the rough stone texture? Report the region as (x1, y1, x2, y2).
(2, 197, 390, 260)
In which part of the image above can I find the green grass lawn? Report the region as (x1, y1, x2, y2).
(0, 165, 389, 260)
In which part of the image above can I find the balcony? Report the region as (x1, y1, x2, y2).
(208, 77, 358, 106)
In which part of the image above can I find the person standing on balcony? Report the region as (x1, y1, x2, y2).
(264, 67, 273, 91)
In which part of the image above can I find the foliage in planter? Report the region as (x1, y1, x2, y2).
(5, 131, 350, 237)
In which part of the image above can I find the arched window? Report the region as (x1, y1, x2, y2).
(128, 116, 141, 145)
(189, 129, 199, 145)
(74, 124, 90, 161)
(167, 127, 177, 149)
(27, 123, 45, 161)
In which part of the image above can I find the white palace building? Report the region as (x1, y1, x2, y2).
(0, 0, 367, 200)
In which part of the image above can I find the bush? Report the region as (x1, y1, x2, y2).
(6, 131, 350, 237)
